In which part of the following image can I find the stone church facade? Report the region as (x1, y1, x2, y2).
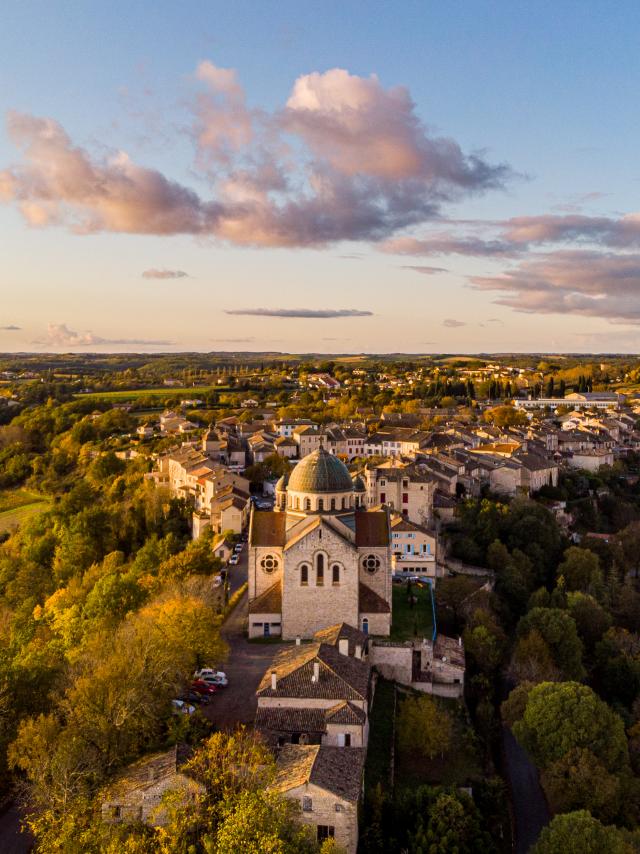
(248, 447, 392, 639)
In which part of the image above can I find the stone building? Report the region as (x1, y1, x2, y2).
(255, 623, 371, 748)
(248, 447, 392, 639)
(365, 460, 436, 527)
(272, 744, 365, 854)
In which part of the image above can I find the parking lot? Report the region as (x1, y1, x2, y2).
(203, 542, 285, 729)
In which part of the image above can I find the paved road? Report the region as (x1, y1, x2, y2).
(502, 727, 550, 853)
(204, 590, 285, 728)
(0, 803, 33, 854)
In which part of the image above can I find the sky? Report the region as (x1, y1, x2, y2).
(2, 1, 640, 354)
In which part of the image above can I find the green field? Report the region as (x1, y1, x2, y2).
(390, 582, 434, 641)
(0, 498, 51, 533)
(74, 386, 232, 402)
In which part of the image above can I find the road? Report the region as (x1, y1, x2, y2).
(502, 727, 550, 853)
(0, 803, 33, 854)
(205, 543, 285, 729)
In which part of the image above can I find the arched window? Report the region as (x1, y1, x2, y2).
(362, 617, 369, 635)
(261, 554, 278, 573)
(318, 498, 324, 511)
(330, 498, 336, 510)
(341, 497, 347, 509)
(362, 554, 381, 574)
(304, 497, 311, 511)
(295, 496, 300, 510)
(316, 553, 324, 586)
(300, 565, 309, 586)
(332, 564, 340, 585)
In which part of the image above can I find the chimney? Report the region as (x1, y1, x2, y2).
(355, 643, 362, 660)
(296, 636, 301, 646)
(312, 661, 320, 683)
(271, 671, 277, 690)
(338, 638, 349, 657)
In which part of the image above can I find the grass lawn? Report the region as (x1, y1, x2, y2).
(364, 678, 395, 795)
(394, 691, 482, 791)
(390, 582, 434, 641)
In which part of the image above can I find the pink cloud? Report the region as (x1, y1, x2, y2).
(0, 66, 509, 248)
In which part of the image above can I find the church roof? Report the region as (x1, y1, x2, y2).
(250, 510, 287, 546)
(288, 447, 354, 494)
(359, 582, 391, 614)
(249, 580, 282, 614)
(355, 511, 389, 547)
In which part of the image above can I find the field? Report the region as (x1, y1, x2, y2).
(0, 490, 51, 533)
(390, 581, 435, 641)
(73, 386, 230, 402)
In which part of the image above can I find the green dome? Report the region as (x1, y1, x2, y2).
(275, 471, 290, 491)
(288, 447, 354, 494)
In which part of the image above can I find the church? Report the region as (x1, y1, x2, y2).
(248, 447, 392, 639)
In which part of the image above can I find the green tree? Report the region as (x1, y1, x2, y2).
(516, 608, 585, 681)
(557, 546, 603, 594)
(397, 694, 452, 761)
(512, 681, 629, 772)
(540, 748, 621, 822)
(532, 810, 635, 854)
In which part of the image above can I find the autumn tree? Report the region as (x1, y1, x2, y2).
(531, 810, 636, 854)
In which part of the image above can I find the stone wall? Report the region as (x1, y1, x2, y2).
(287, 782, 358, 854)
(369, 643, 413, 685)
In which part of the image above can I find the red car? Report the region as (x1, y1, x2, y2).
(191, 679, 217, 696)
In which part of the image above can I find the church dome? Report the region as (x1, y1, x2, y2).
(288, 447, 354, 494)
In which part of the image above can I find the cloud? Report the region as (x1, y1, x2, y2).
(142, 268, 189, 279)
(35, 322, 173, 347)
(499, 213, 640, 249)
(443, 318, 466, 327)
(402, 264, 448, 275)
(381, 234, 520, 257)
(224, 308, 373, 318)
(211, 336, 256, 343)
(0, 324, 20, 330)
(0, 65, 510, 248)
(470, 250, 640, 324)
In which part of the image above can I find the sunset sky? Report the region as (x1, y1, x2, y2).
(2, 1, 640, 353)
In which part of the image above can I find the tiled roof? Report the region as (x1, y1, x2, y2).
(313, 623, 368, 656)
(250, 510, 287, 546)
(355, 511, 389, 547)
(249, 580, 282, 614)
(101, 744, 194, 802)
(257, 642, 370, 700)
(310, 746, 366, 801)
(274, 745, 365, 803)
(359, 582, 391, 614)
(255, 706, 327, 734)
(325, 701, 366, 725)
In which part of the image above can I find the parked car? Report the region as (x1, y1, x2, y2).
(172, 699, 195, 716)
(179, 690, 208, 705)
(195, 668, 228, 687)
(228, 554, 239, 565)
(233, 543, 243, 553)
(191, 679, 217, 696)
(213, 575, 224, 587)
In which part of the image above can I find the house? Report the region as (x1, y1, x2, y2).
(101, 745, 202, 827)
(365, 461, 436, 527)
(136, 423, 154, 439)
(255, 623, 371, 749)
(274, 435, 299, 459)
(211, 534, 234, 563)
(389, 514, 440, 581)
(272, 744, 365, 854)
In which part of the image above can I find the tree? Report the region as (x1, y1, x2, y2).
(397, 695, 452, 761)
(434, 576, 479, 631)
(540, 748, 621, 821)
(482, 406, 528, 428)
(515, 608, 585, 681)
(531, 810, 635, 854)
(512, 681, 629, 772)
(509, 629, 560, 684)
(566, 592, 611, 652)
(557, 547, 603, 594)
